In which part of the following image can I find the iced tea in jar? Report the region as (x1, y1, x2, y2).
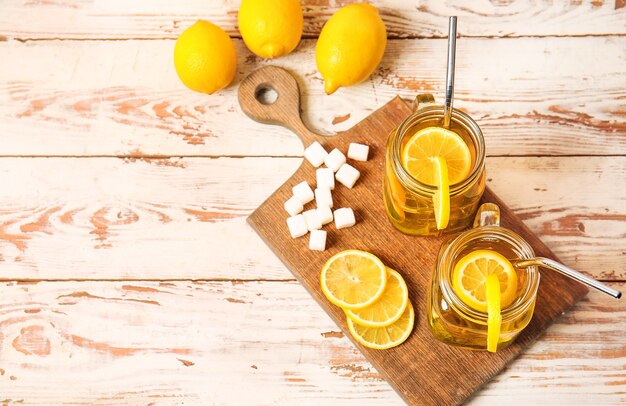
(427, 203, 540, 351)
(383, 94, 486, 236)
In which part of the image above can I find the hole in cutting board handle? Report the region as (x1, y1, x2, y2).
(255, 85, 278, 105)
(238, 65, 327, 144)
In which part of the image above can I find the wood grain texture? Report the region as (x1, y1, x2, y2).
(0, 156, 623, 281)
(1, 0, 625, 40)
(487, 157, 626, 280)
(238, 65, 320, 144)
(1, 37, 625, 156)
(0, 281, 622, 405)
(246, 93, 588, 405)
(0, 2, 623, 405)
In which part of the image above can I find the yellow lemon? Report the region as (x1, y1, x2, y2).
(174, 20, 237, 94)
(238, 0, 303, 59)
(316, 4, 387, 94)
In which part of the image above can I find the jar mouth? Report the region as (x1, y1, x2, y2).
(391, 106, 486, 197)
(438, 226, 540, 323)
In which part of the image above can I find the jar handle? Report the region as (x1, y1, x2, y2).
(473, 203, 500, 228)
(414, 94, 436, 112)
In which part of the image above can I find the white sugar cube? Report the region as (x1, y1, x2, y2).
(304, 141, 328, 167)
(348, 143, 369, 161)
(324, 148, 346, 172)
(315, 187, 333, 208)
(292, 181, 314, 205)
(303, 209, 322, 231)
(287, 214, 308, 238)
(334, 208, 356, 229)
(309, 229, 327, 251)
(335, 163, 360, 189)
(284, 195, 304, 216)
(317, 206, 334, 225)
(316, 167, 335, 190)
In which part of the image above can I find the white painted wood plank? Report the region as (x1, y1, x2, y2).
(0, 0, 625, 40)
(0, 156, 623, 280)
(0, 281, 623, 404)
(0, 157, 299, 281)
(487, 157, 626, 280)
(1, 37, 624, 156)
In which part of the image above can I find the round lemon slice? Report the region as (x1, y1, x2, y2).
(401, 126, 471, 186)
(345, 268, 409, 328)
(347, 302, 414, 350)
(452, 249, 518, 313)
(320, 250, 387, 310)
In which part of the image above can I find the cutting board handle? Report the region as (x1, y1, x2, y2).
(238, 66, 322, 145)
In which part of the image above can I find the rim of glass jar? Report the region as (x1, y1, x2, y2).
(390, 106, 486, 197)
(437, 226, 540, 324)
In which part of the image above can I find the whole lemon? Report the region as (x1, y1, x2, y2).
(238, 0, 303, 59)
(174, 20, 237, 94)
(316, 4, 387, 94)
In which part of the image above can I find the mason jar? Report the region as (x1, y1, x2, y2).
(427, 203, 541, 351)
(383, 94, 486, 236)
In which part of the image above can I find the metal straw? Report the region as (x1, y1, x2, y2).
(443, 16, 457, 129)
(511, 257, 622, 299)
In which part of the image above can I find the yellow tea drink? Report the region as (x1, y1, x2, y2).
(427, 204, 540, 351)
(384, 94, 485, 236)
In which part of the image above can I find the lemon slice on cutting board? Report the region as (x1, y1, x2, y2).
(347, 302, 414, 350)
(320, 250, 387, 310)
(345, 267, 409, 328)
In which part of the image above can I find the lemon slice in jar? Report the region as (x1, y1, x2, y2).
(451, 249, 518, 313)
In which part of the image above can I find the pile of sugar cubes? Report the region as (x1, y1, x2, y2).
(285, 141, 369, 251)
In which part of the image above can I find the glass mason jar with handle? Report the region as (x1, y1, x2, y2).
(383, 94, 486, 236)
(427, 203, 541, 351)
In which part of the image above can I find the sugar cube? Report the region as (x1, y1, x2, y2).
(324, 148, 346, 172)
(287, 214, 308, 238)
(292, 181, 314, 204)
(334, 208, 356, 229)
(335, 163, 360, 189)
(315, 187, 333, 208)
(304, 141, 328, 167)
(347, 143, 369, 161)
(309, 229, 327, 251)
(303, 209, 322, 231)
(317, 206, 334, 225)
(284, 195, 304, 216)
(316, 167, 335, 190)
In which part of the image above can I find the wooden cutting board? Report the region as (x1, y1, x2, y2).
(239, 66, 589, 406)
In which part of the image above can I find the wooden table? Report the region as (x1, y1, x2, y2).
(0, 1, 624, 404)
